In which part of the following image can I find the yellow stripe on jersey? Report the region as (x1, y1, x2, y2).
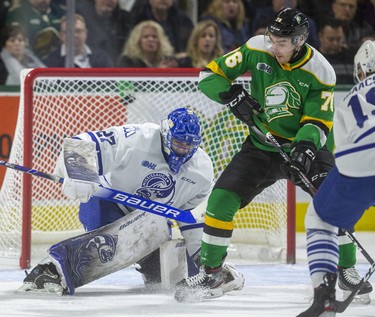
(300, 115, 333, 131)
(206, 61, 232, 82)
(205, 214, 234, 230)
(279, 46, 313, 71)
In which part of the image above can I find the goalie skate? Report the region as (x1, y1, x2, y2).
(338, 266, 372, 304)
(17, 263, 65, 295)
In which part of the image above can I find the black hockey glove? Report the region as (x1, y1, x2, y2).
(282, 141, 317, 185)
(219, 84, 263, 126)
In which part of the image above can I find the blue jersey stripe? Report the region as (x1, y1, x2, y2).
(87, 132, 103, 175)
(335, 142, 375, 158)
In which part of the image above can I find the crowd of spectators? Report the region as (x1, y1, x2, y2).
(0, 0, 374, 85)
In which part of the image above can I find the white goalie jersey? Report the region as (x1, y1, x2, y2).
(55, 122, 214, 217)
(334, 74, 375, 177)
(21, 121, 245, 296)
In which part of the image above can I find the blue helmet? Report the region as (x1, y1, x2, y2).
(161, 108, 201, 173)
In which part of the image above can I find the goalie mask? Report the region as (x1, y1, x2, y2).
(353, 40, 375, 84)
(161, 108, 201, 173)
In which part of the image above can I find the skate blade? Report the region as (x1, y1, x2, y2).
(342, 290, 371, 305)
(319, 312, 336, 317)
(175, 287, 223, 303)
(207, 288, 224, 299)
(16, 283, 64, 296)
(221, 278, 245, 293)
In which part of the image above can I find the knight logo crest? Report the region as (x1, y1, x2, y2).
(264, 82, 302, 122)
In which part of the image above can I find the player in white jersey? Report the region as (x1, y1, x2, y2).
(18, 107, 244, 296)
(298, 40, 375, 317)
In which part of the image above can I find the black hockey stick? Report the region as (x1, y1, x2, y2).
(336, 228, 375, 313)
(247, 116, 375, 312)
(342, 229, 375, 266)
(249, 116, 317, 195)
(336, 262, 375, 312)
(0, 160, 197, 224)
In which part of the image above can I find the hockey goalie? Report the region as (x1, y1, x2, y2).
(17, 107, 244, 298)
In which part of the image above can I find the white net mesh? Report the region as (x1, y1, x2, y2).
(0, 69, 288, 267)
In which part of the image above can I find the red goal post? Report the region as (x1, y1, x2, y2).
(0, 68, 296, 269)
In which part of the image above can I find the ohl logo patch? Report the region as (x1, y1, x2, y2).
(135, 172, 176, 204)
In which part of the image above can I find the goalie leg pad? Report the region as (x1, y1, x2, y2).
(136, 239, 188, 291)
(136, 248, 162, 285)
(49, 210, 170, 295)
(159, 239, 187, 290)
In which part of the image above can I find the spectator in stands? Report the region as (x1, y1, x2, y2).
(251, 0, 272, 7)
(330, 0, 374, 51)
(252, 15, 269, 36)
(44, 14, 113, 68)
(200, 0, 250, 54)
(117, 20, 177, 68)
(317, 18, 356, 84)
(297, 0, 332, 25)
(177, 20, 224, 68)
(0, 1, 12, 31)
(252, 0, 319, 48)
(0, 25, 45, 85)
(76, 0, 130, 65)
(198, 0, 213, 16)
(199, 0, 262, 19)
(5, 0, 65, 60)
(129, 0, 194, 54)
(356, 0, 375, 29)
(118, 0, 136, 12)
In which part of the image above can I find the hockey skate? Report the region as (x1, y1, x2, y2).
(174, 265, 224, 303)
(338, 266, 373, 304)
(221, 262, 245, 293)
(297, 273, 337, 317)
(17, 263, 65, 295)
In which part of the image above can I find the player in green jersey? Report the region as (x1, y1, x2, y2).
(174, 7, 372, 308)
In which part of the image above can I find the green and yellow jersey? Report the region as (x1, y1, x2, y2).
(198, 35, 336, 153)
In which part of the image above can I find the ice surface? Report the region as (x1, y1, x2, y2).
(0, 233, 374, 317)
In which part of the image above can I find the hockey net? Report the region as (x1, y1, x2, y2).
(0, 68, 295, 269)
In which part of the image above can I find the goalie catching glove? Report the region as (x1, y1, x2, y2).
(282, 141, 316, 185)
(61, 138, 100, 203)
(219, 84, 263, 126)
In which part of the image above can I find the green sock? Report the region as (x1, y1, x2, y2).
(200, 241, 228, 268)
(338, 242, 356, 268)
(201, 189, 241, 268)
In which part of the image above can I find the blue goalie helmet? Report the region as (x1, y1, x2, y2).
(161, 108, 202, 173)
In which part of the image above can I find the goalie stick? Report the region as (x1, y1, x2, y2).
(0, 160, 196, 224)
(247, 116, 375, 312)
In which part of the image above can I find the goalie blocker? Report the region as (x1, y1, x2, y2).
(18, 208, 245, 295)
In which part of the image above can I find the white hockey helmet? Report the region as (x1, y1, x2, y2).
(354, 40, 375, 83)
